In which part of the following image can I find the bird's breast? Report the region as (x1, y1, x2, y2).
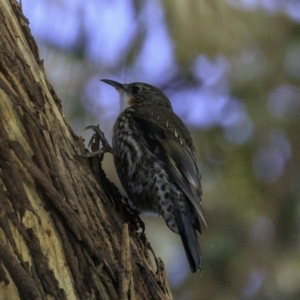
(113, 110, 144, 177)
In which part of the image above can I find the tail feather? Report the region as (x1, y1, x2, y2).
(174, 210, 202, 273)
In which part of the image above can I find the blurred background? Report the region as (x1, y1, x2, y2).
(22, 0, 300, 299)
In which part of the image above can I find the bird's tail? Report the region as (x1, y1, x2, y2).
(175, 210, 202, 273)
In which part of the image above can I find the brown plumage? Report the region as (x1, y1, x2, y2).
(102, 79, 206, 272)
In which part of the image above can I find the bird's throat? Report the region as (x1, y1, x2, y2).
(119, 91, 134, 112)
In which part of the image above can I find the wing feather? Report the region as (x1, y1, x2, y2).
(132, 107, 207, 227)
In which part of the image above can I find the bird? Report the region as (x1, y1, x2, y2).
(101, 79, 207, 273)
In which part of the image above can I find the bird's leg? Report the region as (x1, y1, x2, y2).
(75, 125, 112, 177)
(86, 125, 113, 159)
(118, 197, 145, 237)
(75, 125, 112, 160)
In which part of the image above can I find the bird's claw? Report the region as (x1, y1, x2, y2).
(85, 124, 113, 154)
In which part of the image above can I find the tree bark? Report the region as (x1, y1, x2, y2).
(0, 1, 172, 299)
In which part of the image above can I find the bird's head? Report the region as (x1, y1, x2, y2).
(101, 79, 172, 112)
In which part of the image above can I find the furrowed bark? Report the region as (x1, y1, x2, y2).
(0, 1, 172, 299)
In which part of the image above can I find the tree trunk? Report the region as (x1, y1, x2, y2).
(0, 1, 172, 299)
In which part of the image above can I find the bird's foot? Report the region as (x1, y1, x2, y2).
(118, 197, 145, 237)
(76, 125, 112, 161)
(75, 124, 113, 179)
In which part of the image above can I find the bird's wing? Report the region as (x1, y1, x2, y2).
(132, 107, 207, 227)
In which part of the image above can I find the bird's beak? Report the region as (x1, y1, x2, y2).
(101, 79, 127, 92)
(101, 79, 133, 111)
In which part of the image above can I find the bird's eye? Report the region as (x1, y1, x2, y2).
(132, 85, 142, 94)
